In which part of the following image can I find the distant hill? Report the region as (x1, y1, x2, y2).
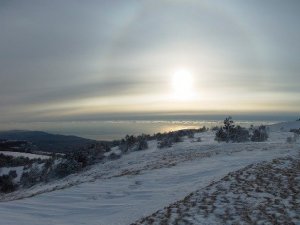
(0, 130, 98, 153)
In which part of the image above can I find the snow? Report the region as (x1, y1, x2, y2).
(0, 166, 24, 183)
(268, 120, 300, 132)
(104, 146, 122, 157)
(0, 127, 299, 225)
(133, 157, 300, 225)
(0, 151, 50, 159)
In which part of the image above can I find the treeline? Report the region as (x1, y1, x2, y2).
(116, 127, 208, 151)
(0, 140, 35, 153)
(119, 134, 149, 153)
(0, 153, 47, 167)
(21, 144, 109, 186)
(0, 144, 109, 193)
(215, 117, 269, 142)
(155, 127, 207, 148)
(0, 153, 50, 193)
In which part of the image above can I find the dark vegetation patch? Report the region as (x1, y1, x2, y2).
(0, 144, 108, 193)
(215, 117, 268, 143)
(290, 128, 300, 135)
(0, 153, 46, 167)
(154, 127, 208, 149)
(0, 172, 17, 193)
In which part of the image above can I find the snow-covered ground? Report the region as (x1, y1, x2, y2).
(0, 151, 50, 159)
(0, 126, 299, 225)
(133, 156, 299, 225)
(268, 120, 300, 132)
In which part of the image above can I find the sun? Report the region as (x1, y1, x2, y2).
(171, 69, 196, 100)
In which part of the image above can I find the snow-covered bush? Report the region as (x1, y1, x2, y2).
(8, 170, 17, 179)
(215, 117, 250, 142)
(0, 173, 18, 193)
(158, 138, 173, 149)
(135, 137, 148, 151)
(198, 126, 208, 132)
(231, 126, 250, 142)
(51, 159, 81, 179)
(156, 127, 208, 148)
(211, 126, 220, 131)
(251, 125, 268, 142)
(215, 117, 236, 142)
(215, 128, 227, 142)
(286, 133, 299, 144)
(120, 135, 137, 152)
(21, 165, 43, 187)
(109, 152, 121, 160)
(187, 132, 194, 139)
(290, 128, 300, 135)
(157, 132, 183, 149)
(215, 126, 250, 143)
(215, 117, 268, 143)
(119, 134, 149, 152)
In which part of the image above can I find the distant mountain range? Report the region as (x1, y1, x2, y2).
(0, 130, 99, 153)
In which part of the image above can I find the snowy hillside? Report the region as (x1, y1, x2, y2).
(133, 156, 299, 225)
(0, 127, 299, 225)
(268, 120, 300, 131)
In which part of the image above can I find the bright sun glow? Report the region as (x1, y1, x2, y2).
(171, 69, 196, 100)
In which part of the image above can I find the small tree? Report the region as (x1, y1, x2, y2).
(251, 125, 268, 142)
(187, 132, 194, 139)
(223, 116, 235, 142)
(215, 116, 235, 142)
(231, 125, 250, 142)
(0, 175, 16, 193)
(8, 170, 17, 179)
(158, 139, 171, 148)
(135, 135, 148, 151)
(52, 159, 80, 178)
(215, 117, 251, 142)
(215, 128, 227, 142)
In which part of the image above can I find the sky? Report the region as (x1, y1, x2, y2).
(0, 0, 299, 124)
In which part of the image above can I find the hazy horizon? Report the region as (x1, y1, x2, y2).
(0, 113, 295, 140)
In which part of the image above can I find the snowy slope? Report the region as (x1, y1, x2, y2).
(268, 120, 300, 131)
(133, 156, 299, 225)
(0, 130, 299, 225)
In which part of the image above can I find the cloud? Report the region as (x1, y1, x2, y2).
(0, 0, 299, 123)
